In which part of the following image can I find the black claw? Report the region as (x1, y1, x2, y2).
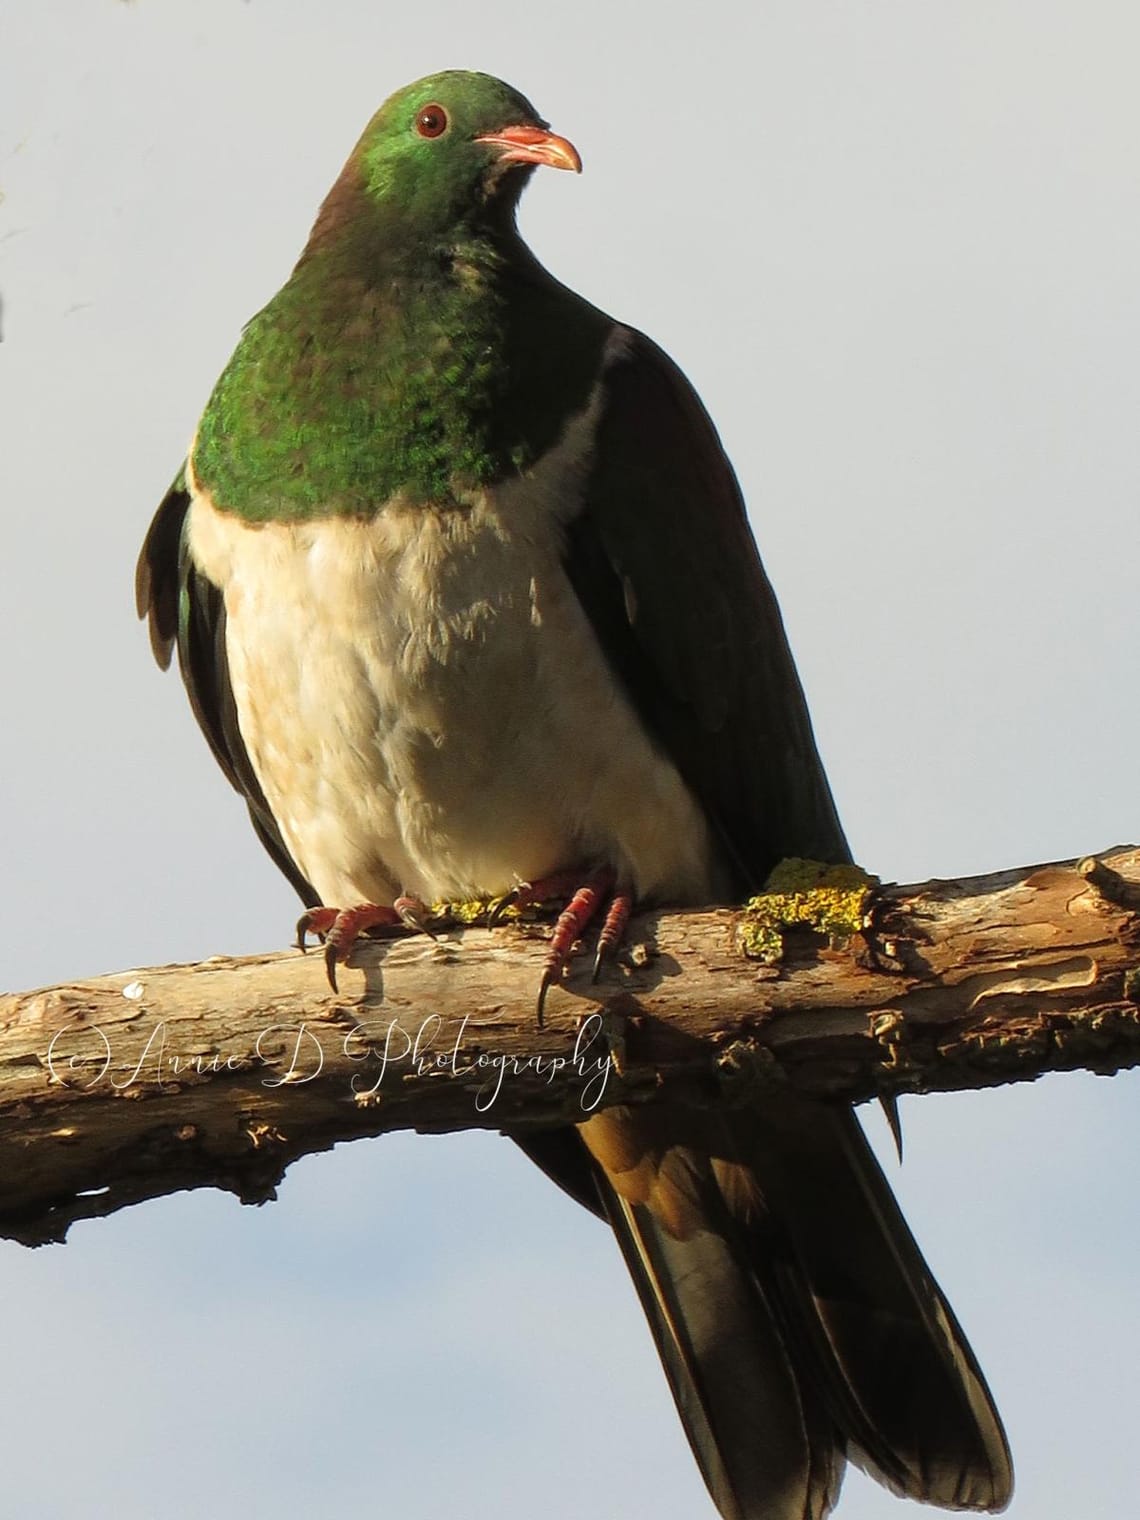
(536, 970, 554, 1028)
(489, 887, 522, 926)
(598, 936, 626, 984)
(296, 916, 312, 952)
(397, 903, 440, 942)
(324, 942, 340, 994)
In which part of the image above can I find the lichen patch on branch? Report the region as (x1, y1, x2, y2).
(737, 858, 877, 962)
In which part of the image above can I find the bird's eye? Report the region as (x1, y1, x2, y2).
(415, 104, 449, 139)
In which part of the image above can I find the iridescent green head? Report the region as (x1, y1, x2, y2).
(305, 70, 581, 254)
(194, 72, 586, 518)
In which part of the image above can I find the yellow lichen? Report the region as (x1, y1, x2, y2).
(428, 896, 502, 925)
(425, 893, 562, 927)
(738, 859, 877, 962)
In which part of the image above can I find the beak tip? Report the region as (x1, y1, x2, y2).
(477, 125, 583, 176)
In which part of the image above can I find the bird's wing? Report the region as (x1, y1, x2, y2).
(562, 324, 850, 894)
(522, 323, 1011, 1518)
(136, 473, 320, 908)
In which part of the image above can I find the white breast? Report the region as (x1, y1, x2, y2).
(185, 466, 719, 911)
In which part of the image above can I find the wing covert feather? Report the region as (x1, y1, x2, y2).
(564, 327, 849, 892)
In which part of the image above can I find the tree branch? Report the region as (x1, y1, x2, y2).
(2, 847, 1137, 1247)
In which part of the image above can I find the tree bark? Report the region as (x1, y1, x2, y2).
(2, 847, 1137, 1247)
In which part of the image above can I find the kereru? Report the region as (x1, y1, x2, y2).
(137, 70, 1013, 1520)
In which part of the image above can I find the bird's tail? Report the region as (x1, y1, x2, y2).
(578, 1092, 1012, 1520)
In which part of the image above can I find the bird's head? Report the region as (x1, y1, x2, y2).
(304, 71, 581, 257)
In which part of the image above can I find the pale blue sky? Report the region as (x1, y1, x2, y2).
(1, 2, 1138, 1517)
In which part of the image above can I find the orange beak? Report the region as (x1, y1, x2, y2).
(474, 124, 582, 173)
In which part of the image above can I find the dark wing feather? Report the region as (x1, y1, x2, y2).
(564, 325, 849, 893)
(136, 475, 320, 908)
(534, 323, 1012, 1518)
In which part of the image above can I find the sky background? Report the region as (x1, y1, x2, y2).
(2, 2, 1138, 1517)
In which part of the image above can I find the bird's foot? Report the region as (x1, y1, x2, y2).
(519, 866, 634, 1026)
(296, 896, 433, 992)
(488, 870, 586, 924)
(296, 871, 636, 1011)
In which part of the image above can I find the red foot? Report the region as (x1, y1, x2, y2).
(535, 867, 634, 1025)
(489, 869, 587, 923)
(593, 890, 634, 979)
(296, 897, 430, 992)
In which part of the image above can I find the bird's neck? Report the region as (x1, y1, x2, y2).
(193, 221, 543, 522)
(297, 158, 525, 275)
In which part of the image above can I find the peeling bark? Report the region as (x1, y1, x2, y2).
(1, 847, 1137, 1247)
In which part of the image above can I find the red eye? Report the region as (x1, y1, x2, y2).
(415, 104, 449, 139)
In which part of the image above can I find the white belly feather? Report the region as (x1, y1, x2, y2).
(185, 474, 719, 910)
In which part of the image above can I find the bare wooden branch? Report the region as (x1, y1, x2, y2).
(2, 847, 1138, 1247)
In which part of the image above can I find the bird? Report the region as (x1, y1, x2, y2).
(137, 70, 1013, 1520)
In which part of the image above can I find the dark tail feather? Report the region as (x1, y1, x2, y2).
(742, 1098, 1012, 1511)
(599, 1179, 843, 1520)
(579, 1095, 1012, 1520)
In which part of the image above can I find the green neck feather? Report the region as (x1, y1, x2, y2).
(192, 207, 532, 519)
